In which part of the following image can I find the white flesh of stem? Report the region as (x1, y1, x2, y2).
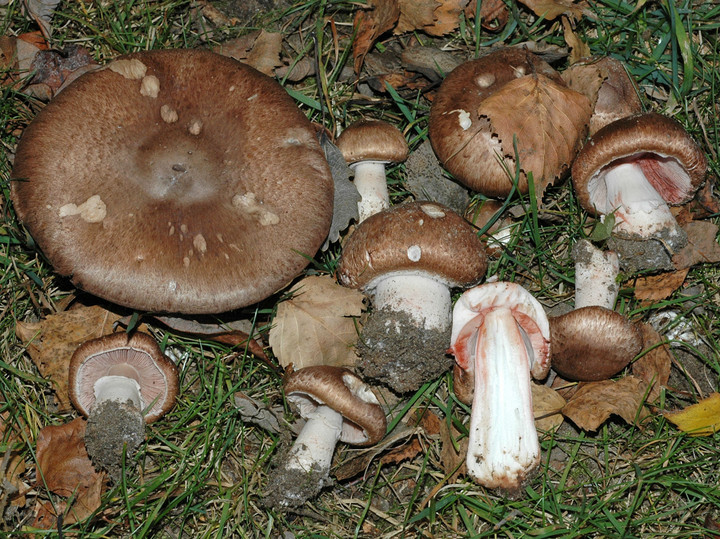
(574, 244, 620, 310)
(466, 307, 540, 490)
(373, 274, 451, 331)
(286, 404, 343, 473)
(603, 162, 679, 237)
(352, 161, 390, 222)
(94, 375, 142, 409)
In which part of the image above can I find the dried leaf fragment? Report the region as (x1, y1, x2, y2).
(633, 269, 689, 306)
(532, 383, 566, 432)
(673, 221, 720, 269)
(664, 393, 720, 436)
(353, 0, 401, 74)
(632, 323, 672, 402)
(518, 0, 591, 21)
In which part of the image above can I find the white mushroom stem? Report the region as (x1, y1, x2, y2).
(466, 307, 540, 491)
(372, 274, 451, 331)
(285, 404, 344, 473)
(603, 162, 681, 238)
(351, 161, 391, 222)
(93, 375, 142, 409)
(573, 240, 620, 310)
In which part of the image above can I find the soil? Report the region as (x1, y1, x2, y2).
(608, 226, 687, 272)
(84, 400, 145, 480)
(262, 445, 333, 510)
(357, 307, 454, 394)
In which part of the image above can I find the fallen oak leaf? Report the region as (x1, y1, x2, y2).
(562, 375, 650, 431)
(664, 392, 720, 436)
(395, 0, 437, 34)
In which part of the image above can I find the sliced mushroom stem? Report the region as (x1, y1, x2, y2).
(352, 161, 391, 222)
(466, 307, 540, 492)
(603, 162, 681, 238)
(373, 274, 451, 331)
(286, 404, 344, 473)
(572, 239, 620, 310)
(94, 375, 142, 409)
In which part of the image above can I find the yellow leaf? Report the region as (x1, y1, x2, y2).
(664, 393, 720, 436)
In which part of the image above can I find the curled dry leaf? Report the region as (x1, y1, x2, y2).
(664, 393, 720, 436)
(33, 418, 106, 528)
(15, 305, 127, 411)
(561, 375, 650, 431)
(632, 322, 672, 402)
(561, 16, 591, 64)
(353, 0, 401, 74)
(476, 73, 592, 203)
(268, 275, 365, 370)
(24, 0, 63, 38)
(633, 268, 689, 306)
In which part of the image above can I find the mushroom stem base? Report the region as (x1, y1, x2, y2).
(286, 404, 343, 473)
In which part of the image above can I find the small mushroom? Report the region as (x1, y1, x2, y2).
(449, 282, 550, 495)
(335, 119, 409, 222)
(68, 332, 179, 478)
(572, 112, 707, 266)
(338, 201, 488, 393)
(263, 366, 386, 509)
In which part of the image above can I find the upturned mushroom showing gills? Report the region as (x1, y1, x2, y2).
(335, 119, 409, 222)
(337, 202, 488, 394)
(263, 366, 386, 509)
(572, 113, 707, 260)
(11, 49, 333, 314)
(69, 332, 179, 478)
(449, 282, 550, 494)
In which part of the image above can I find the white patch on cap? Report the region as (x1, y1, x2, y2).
(216, 233, 224, 243)
(193, 234, 207, 254)
(168, 225, 175, 236)
(420, 204, 445, 218)
(189, 120, 203, 135)
(476, 73, 496, 88)
(160, 104, 178, 123)
(140, 75, 160, 98)
(407, 245, 422, 262)
(512, 65, 526, 77)
(180, 224, 188, 235)
(58, 195, 107, 223)
(247, 93, 257, 101)
(232, 192, 279, 226)
(183, 257, 190, 267)
(455, 109, 472, 130)
(108, 59, 147, 79)
(168, 281, 177, 291)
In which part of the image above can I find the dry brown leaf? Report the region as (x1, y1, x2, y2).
(477, 73, 592, 203)
(562, 376, 650, 431)
(532, 383, 566, 432)
(353, 0, 401, 74)
(673, 221, 720, 269)
(268, 275, 365, 370)
(439, 417, 467, 479)
(215, 30, 283, 76)
(633, 268, 689, 306)
(34, 418, 106, 527)
(632, 322, 672, 402)
(518, 0, 590, 21)
(424, 0, 468, 36)
(15, 305, 127, 411)
(395, 0, 438, 34)
(24, 0, 62, 38)
(561, 16, 590, 64)
(380, 437, 423, 465)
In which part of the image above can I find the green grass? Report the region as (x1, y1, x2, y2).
(1, 0, 720, 536)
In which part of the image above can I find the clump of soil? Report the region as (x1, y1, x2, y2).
(84, 400, 145, 480)
(358, 307, 453, 394)
(608, 226, 687, 273)
(262, 444, 333, 510)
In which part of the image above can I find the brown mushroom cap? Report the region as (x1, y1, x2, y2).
(550, 306, 642, 381)
(337, 201, 488, 290)
(428, 47, 586, 197)
(335, 119, 409, 165)
(284, 366, 387, 446)
(69, 332, 179, 422)
(572, 113, 708, 215)
(11, 49, 334, 314)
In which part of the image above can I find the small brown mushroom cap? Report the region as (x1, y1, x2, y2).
(69, 332, 179, 422)
(11, 49, 334, 314)
(284, 366, 387, 446)
(550, 306, 642, 381)
(337, 201, 488, 291)
(335, 119, 409, 165)
(572, 112, 708, 215)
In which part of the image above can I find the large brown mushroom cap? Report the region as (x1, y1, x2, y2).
(11, 49, 334, 314)
(337, 201, 488, 290)
(572, 112, 708, 215)
(284, 366, 387, 446)
(550, 306, 642, 381)
(335, 119, 409, 165)
(68, 331, 179, 423)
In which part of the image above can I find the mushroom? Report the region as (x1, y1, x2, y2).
(338, 201, 488, 393)
(572, 238, 620, 310)
(572, 112, 707, 269)
(11, 49, 334, 314)
(449, 282, 550, 494)
(428, 46, 591, 198)
(68, 331, 179, 477)
(335, 119, 409, 222)
(263, 365, 386, 509)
